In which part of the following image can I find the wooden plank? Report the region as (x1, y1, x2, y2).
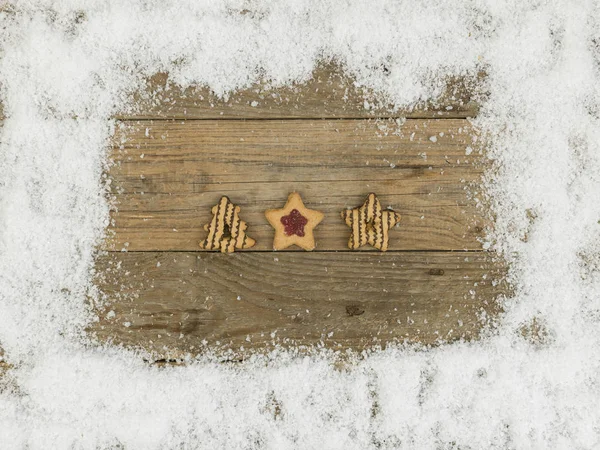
(106, 176, 484, 252)
(112, 119, 477, 169)
(91, 251, 505, 358)
(106, 119, 485, 251)
(119, 63, 480, 120)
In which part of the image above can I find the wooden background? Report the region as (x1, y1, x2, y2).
(88, 65, 506, 359)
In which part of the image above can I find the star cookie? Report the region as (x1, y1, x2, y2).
(199, 196, 256, 253)
(341, 193, 400, 252)
(265, 192, 324, 251)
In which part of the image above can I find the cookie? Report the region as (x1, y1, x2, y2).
(265, 192, 324, 251)
(341, 193, 400, 252)
(199, 196, 256, 253)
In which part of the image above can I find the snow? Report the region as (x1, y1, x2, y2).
(1, 0, 600, 448)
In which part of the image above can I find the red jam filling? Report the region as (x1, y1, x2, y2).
(280, 209, 308, 237)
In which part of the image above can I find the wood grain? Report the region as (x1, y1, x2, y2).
(119, 63, 480, 120)
(91, 251, 505, 358)
(112, 119, 477, 169)
(106, 119, 486, 252)
(97, 74, 500, 356)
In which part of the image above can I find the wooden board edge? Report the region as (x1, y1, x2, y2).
(117, 63, 482, 120)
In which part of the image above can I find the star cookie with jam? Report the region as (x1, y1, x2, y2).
(265, 192, 324, 251)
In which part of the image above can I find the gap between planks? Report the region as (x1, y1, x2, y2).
(121, 115, 467, 122)
(108, 249, 487, 254)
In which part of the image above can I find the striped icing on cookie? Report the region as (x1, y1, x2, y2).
(341, 193, 400, 252)
(199, 196, 256, 253)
